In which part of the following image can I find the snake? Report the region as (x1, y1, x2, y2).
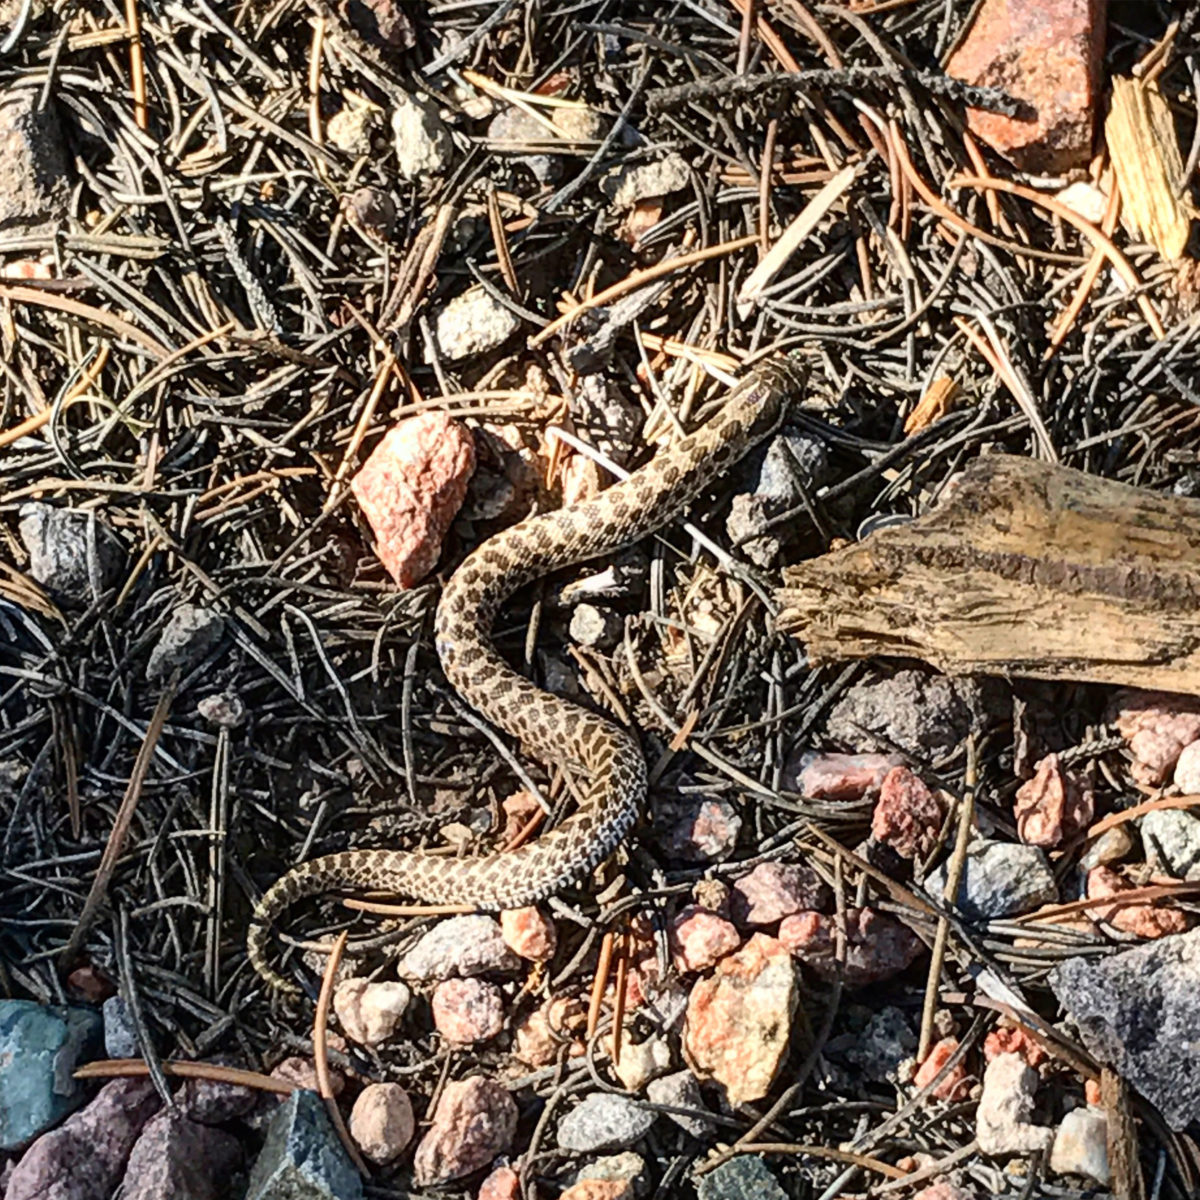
(247, 355, 808, 995)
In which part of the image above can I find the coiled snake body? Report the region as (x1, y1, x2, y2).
(248, 357, 807, 994)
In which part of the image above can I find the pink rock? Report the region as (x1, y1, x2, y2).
(1174, 740, 1200, 793)
(5, 1078, 160, 1200)
(730, 861, 827, 927)
(177, 1066, 256, 1124)
(351, 412, 476, 588)
(790, 751, 901, 800)
(913, 1037, 971, 1101)
(478, 1165, 521, 1200)
(683, 933, 797, 1106)
(349, 1083, 415, 1164)
(513, 997, 586, 1067)
(1086, 866, 1189, 938)
(433, 978, 505, 1045)
(270, 1056, 343, 1096)
(945, 0, 1104, 174)
(658, 796, 741, 862)
(500, 907, 557, 962)
(333, 977, 411, 1046)
(501, 790, 541, 842)
(669, 906, 741, 972)
(1107, 689, 1200, 786)
(400, 914, 521, 981)
(560, 1182, 632, 1200)
(121, 1111, 241, 1200)
(984, 1024, 1048, 1068)
(779, 907, 924, 985)
(913, 1182, 978, 1200)
(1014, 753, 1094, 848)
(872, 766, 943, 860)
(412, 1076, 518, 1186)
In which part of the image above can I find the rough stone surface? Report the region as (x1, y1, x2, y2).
(976, 1052, 1052, 1156)
(478, 1165, 521, 1200)
(725, 493, 780, 568)
(101, 995, 138, 1060)
(1108, 689, 1200, 786)
(610, 1032, 671, 1093)
(245, 1090, 361, 1200)
(121, 1110, 242, 1200)
(431, 285, 521, 361)
(4, 1078, 160, 1200)
(332, 978, 411, 1047)
(645, 1070, 712, 1137)
(1085, 865, 1188, 938)
(559, 1182, 630, 1200)
(1140, 809, 1200, 881)
(600, 153, 690, 209)
(655, 796, 742, 863)
(351, 412, 476, 589)
(779, 908, 924, 985)
(0, 89, 68, 230)
(146, 604, 224, 681)
(912, 1184, 977, 1200)
(946, 0, 1104, 174)
(730, 861, 826, 928)
(196, 692, 246, 729)
(569, 1152, 646, 1198)
(669, 906, 741, 973)
(838, 1006, 917, 1082)
(399, 915, 520, 981)
(1051, 929, 1200, 1130)
(556, 1094, 656, 1154)
(513, 996, 586, 1067)
(925, 839, 1058, 920)
(787, 751, 902, 800)
(0, 1000, 103, 1151)
(569, 603, 623, 650)
(18, 503, 125, 600)
(1079, 824, 1133, 871)
(177, 1070, 256, 1125)
(754, 429, 830, 502)
(1014, 753, 1093, 848)
(983, 1025, 1047, 1068)
(1174, 739, 1200, 792)
(872, 766, 943, 860)
(432, 978, 504, 1045)
(348, 1083, 415, 1165)
(696, 1156, 787, 1200)
(270, 1057, 343, 1097)
(412, 1076, 517, 1186)
(1049, 1106, 1109, 1183)
(683, 933, 797, 1106)
(499, 906, 557, 962)
(913, 1037, 970, 1101)
(391, 92, 453, 179)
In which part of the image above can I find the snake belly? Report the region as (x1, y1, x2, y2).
(248, 356, 806, 994)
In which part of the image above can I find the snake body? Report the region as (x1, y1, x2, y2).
(248, 357, 807, 994)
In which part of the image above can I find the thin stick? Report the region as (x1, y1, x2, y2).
(125, 0, 147, 129)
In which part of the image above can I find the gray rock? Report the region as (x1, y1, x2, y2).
(696, 1156, 787, 1200)
(569, 604, 622, 650)
(601, 153, 691, 209)
(655, 795, 742, 864)
(177, 1067, 256, 1124)
(0, 1000, 103, 1150)
(245, 1089, 363, 1200)
(487, 107, 559, 184)
(430, 285, 519, 362)
(572, 1151, 648, 1197)
(826, 668, 999, 759)
(556, 1093, 657, 1153)
(1050, 928, 1200, 1131)
(841, 1006, 917, 1083)
(1140, 809, 1200, 880)
(755, 430, 830, 502)
(102, 995, 138, 1059)
(926, 839, 1058, 920)
(197, 692, 247, 729)
(146, 604, 224, 682)
(0, 89, 68, 231)
(391, 92, 453, 179)
(398, 915, 520, 982)
(122, 1110, 242, 1200)
(645, 1070, 712, 1137)
(725, 493, 780, 568)
(18, 503, 124, 600)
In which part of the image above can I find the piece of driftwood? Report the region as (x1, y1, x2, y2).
(776, 455, 1200, 694)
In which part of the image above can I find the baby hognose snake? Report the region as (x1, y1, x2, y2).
(248, 356, 808, 994)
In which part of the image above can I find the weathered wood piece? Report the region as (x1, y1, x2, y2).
(776, 455, 1200, 694)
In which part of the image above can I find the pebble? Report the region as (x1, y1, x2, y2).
(1107, 689, 1200, 786)
(912, 1036, 970, 1101)
(245, 1089, 361, 1200)
(645, 1070, 712, 1137)
(0, 1000, 103, 1150)
(1014, 753, 1093, 848)
(0, 89, 68, 230)
(668, 906, 741, 972)
(983, 1024, 1047, 1068)
(946, 0, 1103, 174)
(391, 91, 453, 179)
(755, 429, 830, 502)
(400, 915, 521, 981)
(787, 751, 902, 800)
(872, 766, 943, 860)
(431, 285, 520, 361)
(513, 996, 586, 1067)
(1085, 865, 1188, 938)
(487, 107, 557, 185)
(1051, 927, 1200, 1130)
(326, 103, 380, 155)
(342, 185, 395, 243)
(270, 1056, 343, 1097)
(4, 1079, 160, 1200)
(18, 503, 124, 600)
(1140, 808, 1200, 880)
(432, 978, 504, 1045)
(556, 1093, 656, 1154)
(177, 1068, 256, 1124)
(102, 995, 138, 1059)
(351, 412, 476, 589)
(478, 1165, 521, 1200)
(332, 978, 411, 1047)
(559, 1182, 630, 1200)
(121, 1110, 242, 1200)
(569, 603, 623, 650)
(196, 691, 246, 729)
(463, 424, 540, 524)
(1047, 1105, 1108, 1184)
(412, 1076, 517, 1186)
(64, 965, 114, 1005)
(976, 1051, 1051, 1156)
(600, 152, 690, 210)
(499, 906, 557, 962)
(779, 907, 924, 985)
(730, 860, 826, 927)
(348, 1083, 415, 1165)
(1174, 739, 1200, 792)
(724, 493, 780, 568)
(696, 1156, 787, 1200)
(610, 1032, 671, 1093)
(925, 839, 1058, 920)
(147, 603, 224, 682)
(656, 796, 742, 863)
(683, 933, 797, 1106)
(839, 1006, 917, 1083)
(912, 1184, 977, 1200)
(569, 1152, 647, 1198)
(1079, 824, 1133, 871)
